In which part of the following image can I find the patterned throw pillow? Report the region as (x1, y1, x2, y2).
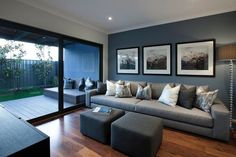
(64, 78, 74, 89)
(136, 84, 152, 100)
(115, 83, 132, 98)
(195, 86, 209, 108)
(105, 80, 124, 96)
(158, 84, 181, 107)
(196, 90, 218, 112)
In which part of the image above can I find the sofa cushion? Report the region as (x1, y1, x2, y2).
(125, 81, 147, 96)
(97, 81, 107, 94)
(148, 82, 174, 99)
(195, 85, 209, 108)
(78, 78, 85, 91)
(136, 84, 152, 100)
(105, 80, 124, 96)
(115, 83, 132, 98)
(64, 78, 75, 89)
(91, 95, 141, 111)
(177, 85, 196, 109)
(135, 100, 213, 127)
(197, 90, 218, 113)
(158, 84, 181, 107)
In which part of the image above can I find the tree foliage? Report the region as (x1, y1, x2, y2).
(32, 44, 53, 87)
(0, 40, 26, 90)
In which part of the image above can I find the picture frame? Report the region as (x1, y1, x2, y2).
(176, 39, 215, 77)
(142, 44, 171, 75)
(116, 47, 139, 74)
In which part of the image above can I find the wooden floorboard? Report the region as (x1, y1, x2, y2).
(35, 109, 236, 157)
(0, 95, 77, 121)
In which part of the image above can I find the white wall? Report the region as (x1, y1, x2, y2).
(0, 0, 108, 80)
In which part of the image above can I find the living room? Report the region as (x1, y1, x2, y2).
(0, 0, 236, 157)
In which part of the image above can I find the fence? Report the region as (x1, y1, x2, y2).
(0, 59, 58, 90)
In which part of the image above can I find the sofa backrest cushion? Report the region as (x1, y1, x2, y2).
(148, 82, 174, 99)
(125, 81, 147, 96)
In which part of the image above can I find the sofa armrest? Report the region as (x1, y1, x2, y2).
(85, 89, 98, 108)
(211, 99, 230, 141)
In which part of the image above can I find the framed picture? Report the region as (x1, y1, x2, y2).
(176, 39, 215, 77)
(142, 44, 171, 75)
(116, 47, 139, 74)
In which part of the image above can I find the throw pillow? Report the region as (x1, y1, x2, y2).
(64, 78, 74, 89)
(195, 86, 209, 108)
(136, 84, 152, 100)
(177, 85, 196, 109)
(84, 77, 94, 90)
(78, 78, 85, 91)
(196, 90, 218, 112)
(158, 84, 181, 107)
(105, 80, 124, 96)
(196, 86, 209, 95)
(97, 81, 107, 94)
(115, 83, 132, 98)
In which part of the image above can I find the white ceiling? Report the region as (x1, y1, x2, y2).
(17, 0, 236, 34)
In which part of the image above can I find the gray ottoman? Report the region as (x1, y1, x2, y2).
(80, 108, 125, 144)
(111, 112, 163, 157)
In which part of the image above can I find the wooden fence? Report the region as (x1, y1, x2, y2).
(0, 59, 58, 90)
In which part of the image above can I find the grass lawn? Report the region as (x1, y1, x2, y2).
(0, 88, 43, 102)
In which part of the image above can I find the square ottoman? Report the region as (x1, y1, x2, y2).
(80, 108, 125, 144)
(111, 112, 163, 157)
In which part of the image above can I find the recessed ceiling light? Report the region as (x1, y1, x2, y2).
(108, 17, 113, 21)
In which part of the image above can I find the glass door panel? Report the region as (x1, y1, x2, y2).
(63, 39, 100, 109)
(0, 26, 59, 120)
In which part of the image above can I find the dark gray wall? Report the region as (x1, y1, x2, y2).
(108, 11, 236, 126)
(64, 43, 100, 80)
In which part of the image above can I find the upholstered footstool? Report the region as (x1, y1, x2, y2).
(80, 108, 125, 144)
(111, 112, 163, 157)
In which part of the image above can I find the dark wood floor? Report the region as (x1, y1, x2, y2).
(36, 109, 236, 157)
(0, 96, 76, 120)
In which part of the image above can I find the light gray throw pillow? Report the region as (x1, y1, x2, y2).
(105, 80, 124, 96)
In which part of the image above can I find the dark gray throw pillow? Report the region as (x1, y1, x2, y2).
(78, 78, 85, 91)
(64, 78, 74, 89)
(178, 85, 196, 109)
(97, 81, 107, 94)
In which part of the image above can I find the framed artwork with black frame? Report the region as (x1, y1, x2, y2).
(116, 47, 139, 74)
(142, 44, 172, 75)
(176, 39, 215, 77)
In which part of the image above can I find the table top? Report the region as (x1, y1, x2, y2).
(0, 107, 49, 156)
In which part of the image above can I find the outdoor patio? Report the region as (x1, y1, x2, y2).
(0, 95, 75, 121)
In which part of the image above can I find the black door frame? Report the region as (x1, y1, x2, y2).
(0, 18, 103, 121)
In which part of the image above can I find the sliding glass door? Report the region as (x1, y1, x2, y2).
(0, 19, 103, 121)
(0, 25, 59, 120)
(63, 39, 101, 110)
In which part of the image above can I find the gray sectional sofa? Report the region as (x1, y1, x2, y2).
(86, 81, 230, 141)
